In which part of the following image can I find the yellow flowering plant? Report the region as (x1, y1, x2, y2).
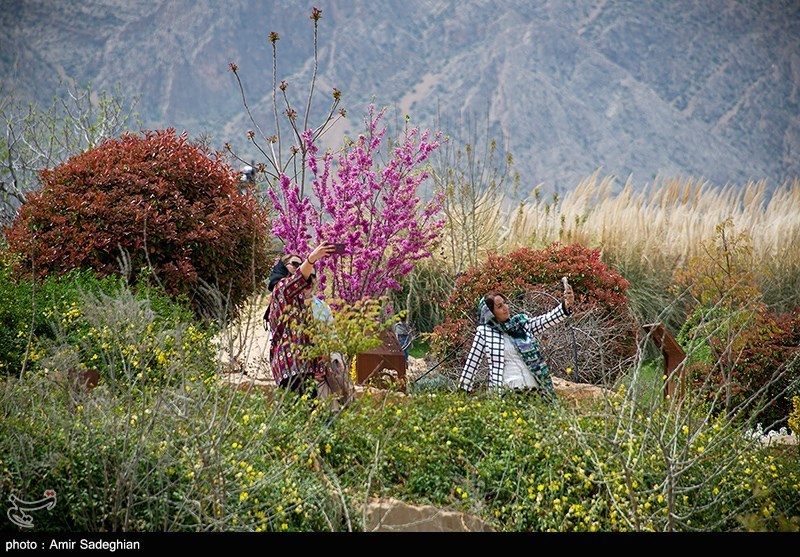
(294, 295, 400, 383)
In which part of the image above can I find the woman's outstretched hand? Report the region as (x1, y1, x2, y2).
(300, 241, 337, 278)
(562, 277, 575, 311)
(308, 241, 336, 264)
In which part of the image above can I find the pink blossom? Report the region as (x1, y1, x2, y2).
(266, 104, 444, 303)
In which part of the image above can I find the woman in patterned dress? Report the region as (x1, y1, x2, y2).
(267, 241, 336, 395)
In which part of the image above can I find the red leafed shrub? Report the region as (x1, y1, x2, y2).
(429, 243, 638, 386)
(684, 308, 800, 430)
(4, 129, 271, 316)
(720, 309, 800, 429)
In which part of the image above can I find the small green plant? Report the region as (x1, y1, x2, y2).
(409, 338, 430, 359)
(789, 396, 800, 437)
(0, 257, 216, 393)
(295, 295, 400, 384)
(615, 359, 663, 410)
(36, 283, 217, 393)
(0, 264, 126, 378)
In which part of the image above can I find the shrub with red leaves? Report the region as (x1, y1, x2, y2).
(429, 243, 638, 386)
(720, 310, 800, 429)
(4, 129, 271, 317)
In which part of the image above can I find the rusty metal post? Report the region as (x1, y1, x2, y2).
(643, 322, 687, 402)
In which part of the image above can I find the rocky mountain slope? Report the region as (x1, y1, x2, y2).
(2, 0, 798, 197)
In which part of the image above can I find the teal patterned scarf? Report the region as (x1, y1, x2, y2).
(479, 299, 556, 400)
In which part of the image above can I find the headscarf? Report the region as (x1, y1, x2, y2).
(268, 260, 291, 292)
(478, 298, 528, 339)
(478, 296, 556, 400)
(263, 259, 294, 329)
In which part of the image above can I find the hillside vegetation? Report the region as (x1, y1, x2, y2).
(2, 173, 798, 531)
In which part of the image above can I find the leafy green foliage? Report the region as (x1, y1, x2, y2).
(296, 296, 399, 382)
(0, 262, 124, 378)
(0, 258, 216, 393)
(3, 372, 798, 532)
(675, 219, 799, 427)
(325, 391, 799, 531)
(0, 374, 342, 531)
(389, 256, 453, 334)
(37, 284, 217, 393)
(722, 310, 800, 429)
(790, 396, 800, 437)
(3, 129, 271, 317)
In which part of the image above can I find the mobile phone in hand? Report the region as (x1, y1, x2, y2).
(333, 243, 346, 254)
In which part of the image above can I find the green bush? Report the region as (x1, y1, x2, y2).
(324, 387, 800, 531)
(2, 371, 798, 532)
(0, 264, 122, 378)
(389, 257, 454, 334)
(37, 284, 217, 393)
(0, 259, 216, 393)
(789, 396, 800, 436)
(671, 219, 800, 429)
(0, 374, 349, 531)
(726, 310, 800, 430)
(678, 305, 800, 431)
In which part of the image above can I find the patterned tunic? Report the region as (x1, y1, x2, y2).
(268, 270, 327, 386)
(458, 303, 568, 393)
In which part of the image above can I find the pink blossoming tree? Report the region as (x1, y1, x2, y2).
(228, 7, 445, 304)
(269, 105, 445, 304)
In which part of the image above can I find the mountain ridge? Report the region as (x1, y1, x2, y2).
(2, 0, 798, 197)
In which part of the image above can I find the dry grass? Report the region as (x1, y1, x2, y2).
(428, 173, 800, 314)
(504, 173, 800, 275)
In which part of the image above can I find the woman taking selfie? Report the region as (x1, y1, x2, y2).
(267, 241, 337, 396)
(458, 279, 575, 400)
